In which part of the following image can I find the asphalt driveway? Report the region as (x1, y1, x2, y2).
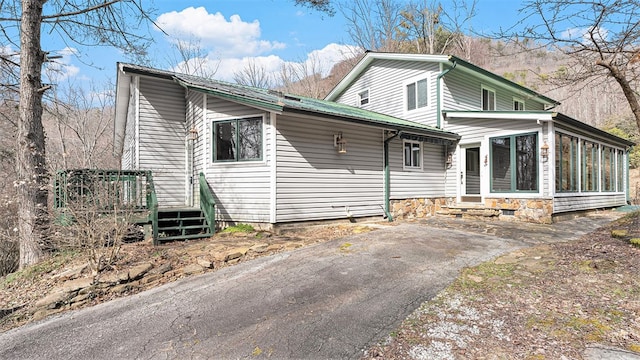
(0, 213, 618, 359)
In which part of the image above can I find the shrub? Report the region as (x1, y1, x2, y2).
(0, 200, 18, 277)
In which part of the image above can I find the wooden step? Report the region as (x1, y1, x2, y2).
(155, 207, 213, 242)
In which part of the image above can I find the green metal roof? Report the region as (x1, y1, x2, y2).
(170, 71, 461, 141)
(119, 63, 459, 141)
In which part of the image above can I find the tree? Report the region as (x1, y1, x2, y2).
(233, 58, 274, 89)
(0, 0, 153, 269)
(503, 0, 640, 131)
(339, 0, 406, 52)
(47, 80, 119, 170)
(339, 0, 477, 55)
(3, 0, 335, 269)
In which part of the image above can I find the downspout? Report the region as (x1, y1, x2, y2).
(627, 147, 631, 204)
(384, 130, 401, 221)
(436, 60, 457, 129)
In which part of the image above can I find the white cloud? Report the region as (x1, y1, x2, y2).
(156, 7, 285, 57)
(44, 47, 80, 82)
(561, 26, 609, 44)
(169, 43, 360, 85)
(300, 43, 360, 77)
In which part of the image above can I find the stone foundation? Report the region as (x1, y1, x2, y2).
(484, 198, 553, 224)
(390, 198, 448, 220)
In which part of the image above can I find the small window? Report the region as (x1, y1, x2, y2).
(482, 86, 496, 111)
(403, 140, 422, 169)
(406, 78, 428, 111)
(513, 98, 525, 111)
(213, 117, 263, 162)
(357, 89, 369, 106)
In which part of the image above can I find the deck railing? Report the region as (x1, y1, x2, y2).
(199, 172, 216, 235)
(54, 169, 154, 211)
(146, 172, 159, 244)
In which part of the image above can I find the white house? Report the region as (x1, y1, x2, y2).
(114, 53, 633, 235)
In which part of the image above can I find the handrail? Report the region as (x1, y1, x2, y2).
(145, 171, 159, 245)
(53, 169, 151, 210)
(199, 172, 216, 235)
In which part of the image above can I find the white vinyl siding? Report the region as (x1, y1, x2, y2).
(137, 77, 186, 207)
(203, 95, 271, 223)
(553, 193, 626, 213)
(442, 69, 547, 112)
(390, 139, 446, 199)
(444, 116, 546, 198)
(276, 115, 384, 222)
(334, 59, 440, 127)
(121, 79, 138, 170)
(186, 90, 204, 205)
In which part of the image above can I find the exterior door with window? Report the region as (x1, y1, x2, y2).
(461, 146, 481, 202)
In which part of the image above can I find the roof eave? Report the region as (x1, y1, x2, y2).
(448, 55, 560, 106)
(113, 63, 131, 157)
(324, 52, 450, 101)
(553, 112, 635, 147)
(284, 107, 460, 141)
(174, 78, 284, 113)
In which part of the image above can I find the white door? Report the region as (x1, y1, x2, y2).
(461, 145, 481, 202)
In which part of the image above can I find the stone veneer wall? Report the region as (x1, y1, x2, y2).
(390, 198, 448, 220)
(484, 198, 553, 224)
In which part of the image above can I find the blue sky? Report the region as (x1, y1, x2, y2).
(40, 0, 525, 93)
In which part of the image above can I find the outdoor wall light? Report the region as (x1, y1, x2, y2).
(334, 132, 347, 154)
(540, 141, 549, 159)
(188, 127, 199, 141)
(445, 151, 453, 167)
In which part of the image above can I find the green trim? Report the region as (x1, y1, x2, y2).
(449, 55, 560, 106)
(178, 82, 284, 112)
(384, 131, 400, 221)
(626, 150, 631, 202)
(199, 172, 216, 235)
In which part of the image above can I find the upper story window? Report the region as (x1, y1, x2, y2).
(357, 89, 369, 106)
(406, 78, 428, 111)
(213, 116, 263, 162)
(482, 86, 496, 111)
(403, 140, 422, 170)
(513, 98, 525, 111)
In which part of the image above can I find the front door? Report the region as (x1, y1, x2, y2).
(461, 146, 481, 203)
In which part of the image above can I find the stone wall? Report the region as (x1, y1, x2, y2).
(484, 198, 554, 224)
(390, 198, 448, 220)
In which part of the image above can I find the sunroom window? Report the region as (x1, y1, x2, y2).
(490, 133, 538, 192)
(213, 117, 262, 162)
(556, 133, 579, 192)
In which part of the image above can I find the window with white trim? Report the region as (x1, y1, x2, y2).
(513, 98, 525, 111)
(482, 86, 496, 110)
(403, 140, 422, 169)
(406, 78, 428, 111)
(357, 89, 369, 106)
(213, 116, 263, 162)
